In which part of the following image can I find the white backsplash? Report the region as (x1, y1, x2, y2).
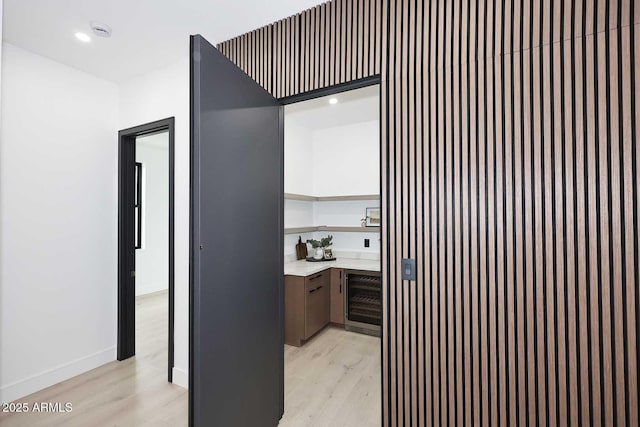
(284, 249, 380, 263)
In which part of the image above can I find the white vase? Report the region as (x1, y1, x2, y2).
(313, 247, 324, 260)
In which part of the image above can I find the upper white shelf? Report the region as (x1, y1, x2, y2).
(284, 225, 381, 235)
(284, 193, 380, 202)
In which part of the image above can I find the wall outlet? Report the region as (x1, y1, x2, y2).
(364, 238, 370, 248)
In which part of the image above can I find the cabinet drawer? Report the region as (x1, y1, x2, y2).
(304, 272, 325, 292)
(304, 273, 329, 339)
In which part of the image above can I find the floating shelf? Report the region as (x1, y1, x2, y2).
(284, 225, 380, 234)
(285, 193, 379, 202)
(284, 226, 317, 234)
(284, 193, 316, 201)
(318, 226, 380, 232)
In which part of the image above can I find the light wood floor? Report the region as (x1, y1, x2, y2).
(0, 292, 380, 427)
(280, 327, 381, 427)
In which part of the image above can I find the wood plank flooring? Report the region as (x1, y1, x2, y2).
(0, 292, 380, 426)
(0, 290, 186, 427)
(281, 327, 381, 427)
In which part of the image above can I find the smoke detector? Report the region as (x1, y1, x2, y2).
(90, 22, 112, 38)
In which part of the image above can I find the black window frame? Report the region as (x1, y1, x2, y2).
(134, 162, 142, 249)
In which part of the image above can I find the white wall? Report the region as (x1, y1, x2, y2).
(311, 120, 380, 196)
(135, 134, 169, 296)
(311, 230, 381, 254)
(284, 199, 314, 228)
(284, 232, 315, 259)
(117, 55, 189, 388)
(314, 200, 381, 254)
(284, 119, 313, 195)
(313, 200, 379, 227)
(1, 0, 3, 116)
(283, 199, 381, 258)
(0, 43, 119, 403)
(284, 115, 380, 258)
(285, 119, 379, 197)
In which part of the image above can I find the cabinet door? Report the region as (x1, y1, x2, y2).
(284, 276, 305, 346)
(304, 273, 329, 339)
(330, 268, 344, 324)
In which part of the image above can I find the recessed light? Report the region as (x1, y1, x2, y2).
(329, 98, 338, 105)
(75, 32, 91, 43)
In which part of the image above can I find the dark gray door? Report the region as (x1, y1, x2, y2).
(189, 35, 284, 427)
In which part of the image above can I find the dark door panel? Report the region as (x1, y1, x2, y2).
(190, 34, 284, 427)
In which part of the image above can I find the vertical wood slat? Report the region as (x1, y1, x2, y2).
(324, 2, 330, 89)
(634, 20, 640, 427)
(568, 24, 590, 425)
(330, 1, 336, 87)
(363, 0, 370, 77)
(401, 0, 411, 420)
(339, 0, 346, 84)
(215, 1, 640, 426)
(319, 4, 325, 89)
(380, 2, 389, 424)
(395, 1, 405, 424)
(346, 0, 353, 83)
(624, 22, 638, 423)
(414, 0, 425, 424)
(406, 0, 417, 424)
(387, 2, 397, 426)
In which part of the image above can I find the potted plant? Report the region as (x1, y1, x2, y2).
(306, 235, 333, 260)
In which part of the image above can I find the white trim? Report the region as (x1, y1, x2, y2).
(0, 346, 115, 403)
(172, 367, 188, 389)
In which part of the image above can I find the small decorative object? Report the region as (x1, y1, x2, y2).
(360, 217, 368, 227)
(306, 235, 334, 260)
(324, 248, 333, 259)
(365, 207, 380, 226)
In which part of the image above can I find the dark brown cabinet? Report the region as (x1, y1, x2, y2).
(284, 271, 330, 346)
(330, 268, 344, 325)
(304, 273, 329, 338)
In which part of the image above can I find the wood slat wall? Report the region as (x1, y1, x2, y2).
(217, 1, 640, 425)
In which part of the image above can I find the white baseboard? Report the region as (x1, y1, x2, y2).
(172, 367, 188, 389)
(0, 346, 115, 404)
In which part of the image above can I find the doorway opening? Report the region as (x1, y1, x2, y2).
(118, 118, 175, 383)
(281, 81, 382, 425)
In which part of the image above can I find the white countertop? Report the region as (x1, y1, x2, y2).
(284, 258, 381, 277)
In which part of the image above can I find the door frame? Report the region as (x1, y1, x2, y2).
(278, 75, 381, 105)
(117, 117, 176, 383)
(280, 75, 384, 419)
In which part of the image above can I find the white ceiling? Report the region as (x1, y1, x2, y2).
(285, 85, 379, 130)
(2, 0, 321, 83)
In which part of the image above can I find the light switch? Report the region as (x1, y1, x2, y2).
(401, 258, 416, 281)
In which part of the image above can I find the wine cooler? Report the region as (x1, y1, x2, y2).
(344, 270, 381, 336)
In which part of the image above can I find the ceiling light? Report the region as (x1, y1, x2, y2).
(75, 32, 91, 43)
(329, 98, 338, 105)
